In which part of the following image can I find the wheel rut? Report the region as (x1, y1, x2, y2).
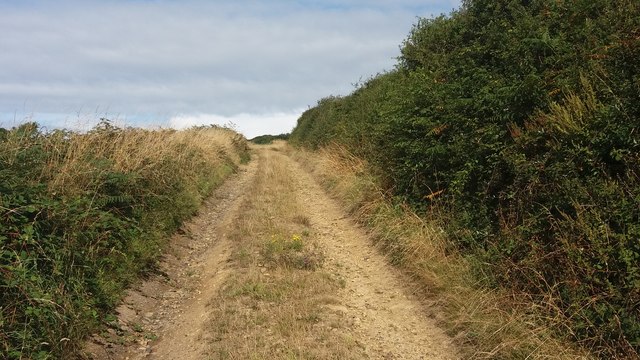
(84, 159, 258, 360)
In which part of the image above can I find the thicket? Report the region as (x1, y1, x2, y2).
(290, 0, 640, 357)
(0, 121, 248, 359)
(250, 133, 290, 145)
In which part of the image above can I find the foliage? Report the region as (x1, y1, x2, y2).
(290, 0, 640, 357)
(250, 133, 290, 145)
(0, 121, 248, 359)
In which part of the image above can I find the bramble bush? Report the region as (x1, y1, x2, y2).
(290, 0, 640, 357)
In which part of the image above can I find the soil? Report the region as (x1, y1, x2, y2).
(83, 146, 458, 360)
(285, 153, 457, 359)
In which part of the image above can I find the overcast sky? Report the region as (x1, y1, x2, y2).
(0, 0, 460, 138)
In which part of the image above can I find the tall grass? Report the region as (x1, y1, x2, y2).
(0, 121, 248, 359)
(291, 144, 592, 359)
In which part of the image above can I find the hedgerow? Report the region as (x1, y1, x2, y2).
(0, 121, 248, 359)
(290, 0, 640, 357)
(250, 133, 290, 145)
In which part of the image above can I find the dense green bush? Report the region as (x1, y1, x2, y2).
(1, 122, 247, 359)
(250, 133, 290, 145)
(290, 0, 640, 356)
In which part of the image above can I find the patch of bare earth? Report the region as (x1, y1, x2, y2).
(85, 144, 458, 359)
(284, 150, 458, 359)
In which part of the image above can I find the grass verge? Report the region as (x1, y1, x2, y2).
(290, 144, 592, 360)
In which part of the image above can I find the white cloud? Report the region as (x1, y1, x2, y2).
(0, 0, 461, 134)
(169, 110, 304, 138)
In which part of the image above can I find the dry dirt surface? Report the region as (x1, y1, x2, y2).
(84, 145, 458, 360)
(285, 155, 457, 360)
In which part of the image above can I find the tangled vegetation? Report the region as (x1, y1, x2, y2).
(0, 121, 248, 359)
(290, 0, 640, 357)
(250, 133, 290, 145)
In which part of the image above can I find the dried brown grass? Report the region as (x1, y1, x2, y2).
(290, 143, 592, 360)
(44, 126, 243, 195)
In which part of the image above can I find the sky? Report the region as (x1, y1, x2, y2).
(0, 0, 460, 138)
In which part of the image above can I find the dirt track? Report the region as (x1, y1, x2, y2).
(84, 145, 457, 359)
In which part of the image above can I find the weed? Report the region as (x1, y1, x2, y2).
(262, 233, 324, 270)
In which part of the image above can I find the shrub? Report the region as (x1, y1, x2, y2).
(0, 121, 248, 359)
(290, 0, 640, 356)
